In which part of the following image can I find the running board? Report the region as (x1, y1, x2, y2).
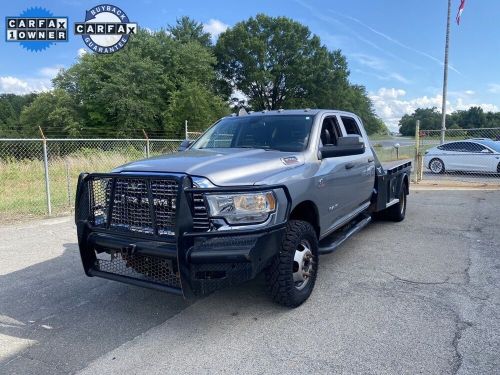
(318, 214, 372, 254)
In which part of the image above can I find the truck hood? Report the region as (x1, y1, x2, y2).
(113, 148, 305, 185)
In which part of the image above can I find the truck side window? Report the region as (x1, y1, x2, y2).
(320, 117, 341, 146)
(341, 116, 362, 136)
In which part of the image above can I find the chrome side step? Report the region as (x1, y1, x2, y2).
(318, 214, 372, 255)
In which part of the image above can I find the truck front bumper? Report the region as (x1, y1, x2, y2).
(79, 226, 285, 297)
(75, 173, 290, 298)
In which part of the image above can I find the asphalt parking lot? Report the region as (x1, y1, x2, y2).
(0, 189, 499, 374)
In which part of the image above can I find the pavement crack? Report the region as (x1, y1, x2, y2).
(451, 316, 473, 375)
(383, 271, 450, 285)
(464, 252, 471, 285)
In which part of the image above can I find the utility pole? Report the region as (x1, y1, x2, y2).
(440, 0, 452, 144)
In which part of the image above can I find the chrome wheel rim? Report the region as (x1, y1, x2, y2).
(293, 240, 314, 291)
(430, 159, 443, 173)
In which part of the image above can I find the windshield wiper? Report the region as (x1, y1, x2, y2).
(237, 146, 283, 151)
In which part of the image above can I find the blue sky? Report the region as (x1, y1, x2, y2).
(1, 0, 499, 130)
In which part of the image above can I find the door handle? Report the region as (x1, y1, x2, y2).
(368, 157, 374, 163)
(345, 162, 355, 169)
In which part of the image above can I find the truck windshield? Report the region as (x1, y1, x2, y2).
(191, 115, 314, 152)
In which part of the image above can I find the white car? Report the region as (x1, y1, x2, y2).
(424, 139, 500, 174)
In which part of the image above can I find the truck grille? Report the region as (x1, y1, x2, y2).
(95, 252, 180, 288)
(87, 176, 209, 236)
(193, 193, 210, 231)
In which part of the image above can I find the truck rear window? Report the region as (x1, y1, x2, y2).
(191, 115, 314, 152)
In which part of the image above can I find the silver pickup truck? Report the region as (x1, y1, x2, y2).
(75, 109, 411, 307)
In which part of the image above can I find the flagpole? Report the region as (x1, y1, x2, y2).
(440, 0, 452, 144)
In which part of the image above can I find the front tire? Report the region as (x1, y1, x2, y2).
(429, 158, 445, 174)
(265, 220, 318, 307)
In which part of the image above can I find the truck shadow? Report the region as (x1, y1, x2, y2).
(0, 239, 349, 373)
(0, 242, 192, 373)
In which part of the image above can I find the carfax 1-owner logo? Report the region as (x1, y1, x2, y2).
(75, 4, 137, 54)
(5, 7, 68, 52)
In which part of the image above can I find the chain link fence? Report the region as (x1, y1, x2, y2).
(186, 131, 203, 140)
(0, 138, 183, 222)
(3, 127, 499, 222)
(415, 127, 500, 184)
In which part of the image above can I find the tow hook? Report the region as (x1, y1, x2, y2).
(121, 244, 137, 257)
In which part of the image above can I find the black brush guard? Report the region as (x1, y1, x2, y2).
(75, 172, 291, 298)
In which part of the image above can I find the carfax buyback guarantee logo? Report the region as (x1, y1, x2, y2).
(75, 4, 137, 54)
(5, 7, 68, 52)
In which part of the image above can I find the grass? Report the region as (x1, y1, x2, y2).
(372, 145, 415, 162)
(0, 143, 419, 222)
(368, 134, 397, 141)
(0, 150, 151, 222)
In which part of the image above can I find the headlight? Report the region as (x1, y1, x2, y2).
(205, 191, 276, 224)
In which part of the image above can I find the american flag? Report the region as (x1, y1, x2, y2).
(456, 0, 466, 25)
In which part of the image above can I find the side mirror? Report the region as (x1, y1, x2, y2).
(178, 139, 192, 152)
(480, 149, 491, 154)
(320, 135, 365, 159)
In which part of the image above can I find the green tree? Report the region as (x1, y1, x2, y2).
(339, 85, 388, 135)
(450, 106, 485, 129)
(164, 81, 229, 136)
(53, 28, 228, 137)
(19, 89, 80, 137)
(484, 111, 500, 128)
(215, 14, 347, 110)
(215, 14, 385, 134)
(399, 107, 442, 136)
(0, 97, 18, 136)
(168, 16, 212, 48)
(0, 93, 38, 137)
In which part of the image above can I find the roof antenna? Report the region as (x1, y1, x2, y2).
(238, 107, 248, 116)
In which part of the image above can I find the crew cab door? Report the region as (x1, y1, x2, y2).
(337, 115, 375, 215)
(314, 115, 351, 228)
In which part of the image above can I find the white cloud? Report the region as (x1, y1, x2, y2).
(203, 19, 229, 40)
(295, 1, 422, 70)
(0, 76, 51, 95)
(350, 54, 411, 84)
(0, 64, 66, 95)
(350, 53, 385, 70)
(370, 87, 499, 131)
(388, 73, 411, 84)
(453, 98, 498, 113)
(77, 48, 87, 57)
(328, 10, 461, 75)
(39, 65, 64, 78)
(322, 33, 350, 48)
(377, 88, 406, 99)
(448, 89, 475, 98)
(0, 77, 29, 94)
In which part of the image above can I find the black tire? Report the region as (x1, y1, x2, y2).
(383, 182, 407, 222)
(265, 220, 318, 307)
(429, 158, 445, 174)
